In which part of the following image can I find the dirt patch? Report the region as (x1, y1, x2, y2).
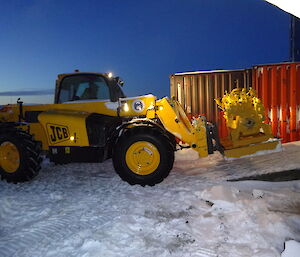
(268, 202, 300, 215)
(228, 169, 300, 182)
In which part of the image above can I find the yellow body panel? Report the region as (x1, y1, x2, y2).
(24, 100, 118, 117)
(1, 100, 118, 123)
(38, 110, 90, 147)
(119, 95, 156, 117)
(29, 123, 49, 150)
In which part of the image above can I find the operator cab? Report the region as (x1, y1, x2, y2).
(55, 73, 125, 104)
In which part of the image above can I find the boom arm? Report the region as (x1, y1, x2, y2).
(154, 97, 209, 157)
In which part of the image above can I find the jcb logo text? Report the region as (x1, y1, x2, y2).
(47, 124, 69, 143)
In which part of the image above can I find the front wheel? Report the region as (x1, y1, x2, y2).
(112, 128, 174, 186)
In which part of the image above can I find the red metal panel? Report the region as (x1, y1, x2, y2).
(252, 62, 300, 143)
(286, 66, 291, 142)
(218, 111, 228, 138)
(262, 67, 270, 124)
(281, 66, 288, 142)
(252, 67, 257, 91)
(271, 67, 278, 137)
(290, 65, 297, 141)
(191, 76, 198, 115)
(297, 65, 300, 141)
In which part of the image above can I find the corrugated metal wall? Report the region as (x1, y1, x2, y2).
(170, 69, 252, 136)
(170, 62, 300, 143)
(253, 62, 300, 143)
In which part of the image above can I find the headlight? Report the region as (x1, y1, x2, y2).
(123, 103, 129, 112)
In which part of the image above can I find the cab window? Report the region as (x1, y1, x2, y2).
(58, 75, 110, 103)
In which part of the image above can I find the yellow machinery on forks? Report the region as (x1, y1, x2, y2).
(215, 88, 281, 158)
(0, 72, 280, 186)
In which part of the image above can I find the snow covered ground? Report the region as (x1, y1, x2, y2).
(1, 142, 300, 257)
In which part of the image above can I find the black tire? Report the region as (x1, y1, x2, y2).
(0, 127, 42, 183)
(112, 127, 174, 186)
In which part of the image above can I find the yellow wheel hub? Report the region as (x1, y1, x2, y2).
(125, 141, 160, 175)
(0, 141, 20, 173)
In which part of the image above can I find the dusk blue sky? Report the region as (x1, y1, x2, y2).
(0, 0, 290, 104)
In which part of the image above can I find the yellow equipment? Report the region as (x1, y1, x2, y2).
(215, 88, 281, 158)
(0, 72, 280, 186)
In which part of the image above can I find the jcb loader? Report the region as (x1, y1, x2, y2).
(0, 72, 280, 186)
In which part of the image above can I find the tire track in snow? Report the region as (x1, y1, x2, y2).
(0, 205, 117, 257)
(0, 165, 125, 257)
(193, 248, 218, 257)
(0, 214, 74, 257)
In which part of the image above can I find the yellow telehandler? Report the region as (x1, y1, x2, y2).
(0, 71, 280, 186)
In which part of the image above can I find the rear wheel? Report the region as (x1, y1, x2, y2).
(113, 128, 174, 186)
(0, 127, 42, 183)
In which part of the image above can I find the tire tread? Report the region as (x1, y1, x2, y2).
(0, 127, 42, 183)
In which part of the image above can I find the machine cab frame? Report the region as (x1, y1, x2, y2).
(55, 73, 125, 104)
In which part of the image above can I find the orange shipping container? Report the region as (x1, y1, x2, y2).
(252, 62, 300, 143)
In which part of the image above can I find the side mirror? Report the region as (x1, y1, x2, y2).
(17, 98, 23, 104)
(115, 76, 125, 87)
(17, 98, 24, 122)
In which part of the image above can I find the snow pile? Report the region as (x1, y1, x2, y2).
(281, 240, 300, 257)
(197, 184, 299, 256)
(0, 142, 300, 256)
